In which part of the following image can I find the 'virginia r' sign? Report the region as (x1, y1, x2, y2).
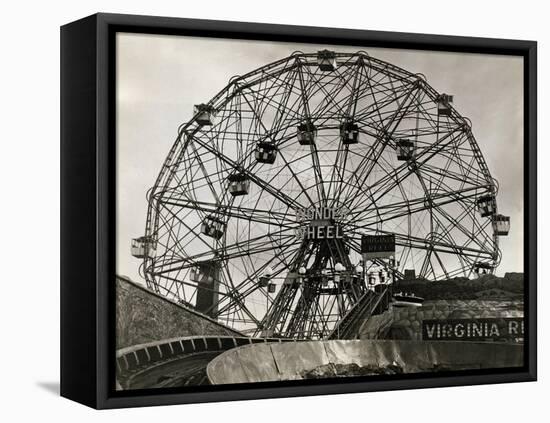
(422, 318, 524, 342)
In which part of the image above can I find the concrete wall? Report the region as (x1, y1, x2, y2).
(389, 300, 524, 341)
(207, 339, 523, 384)
(332, 298, 523, 342)
(116, 276, 243, 349)
(342, 275, 524, 341)
(357, 309, 394, 339)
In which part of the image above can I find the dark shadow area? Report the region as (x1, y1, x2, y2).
(36, 381, 60, 396)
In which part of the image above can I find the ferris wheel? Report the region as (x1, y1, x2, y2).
(131, 50, 510, 339)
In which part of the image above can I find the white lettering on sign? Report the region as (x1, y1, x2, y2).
(454, 323, 465, 337)
(295, 206, 348, 241)
(422, 318, 524, 342)
(295, 225, 344, 240)
(507, 320, 524, 335)
(295, 206, 350, 223)
(424, 322, 501, 339)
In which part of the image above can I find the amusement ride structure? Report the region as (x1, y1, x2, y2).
(131, 51, 510, 339)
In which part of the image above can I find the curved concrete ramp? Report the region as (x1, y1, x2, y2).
(117, 335, 291, 389)
(207, 340, 523, 384)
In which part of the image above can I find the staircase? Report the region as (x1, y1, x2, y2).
(328, 285, 392, 340)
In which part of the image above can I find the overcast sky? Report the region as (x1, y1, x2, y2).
(116, 32, 523, 283)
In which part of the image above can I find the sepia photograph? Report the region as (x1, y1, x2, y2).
(114, 32, 525, 391)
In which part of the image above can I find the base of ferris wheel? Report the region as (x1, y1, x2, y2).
(256, 267, 398, 341)
(207, 234, 408, 341)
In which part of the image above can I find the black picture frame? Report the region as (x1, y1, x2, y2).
(60, 12, 537, 409)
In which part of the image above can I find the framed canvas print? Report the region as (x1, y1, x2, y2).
(60, 13, 537, 409)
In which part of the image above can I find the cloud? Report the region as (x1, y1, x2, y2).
(116, 33, 524, 282)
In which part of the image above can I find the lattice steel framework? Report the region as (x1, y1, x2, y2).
(137, 51, 503, 338)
